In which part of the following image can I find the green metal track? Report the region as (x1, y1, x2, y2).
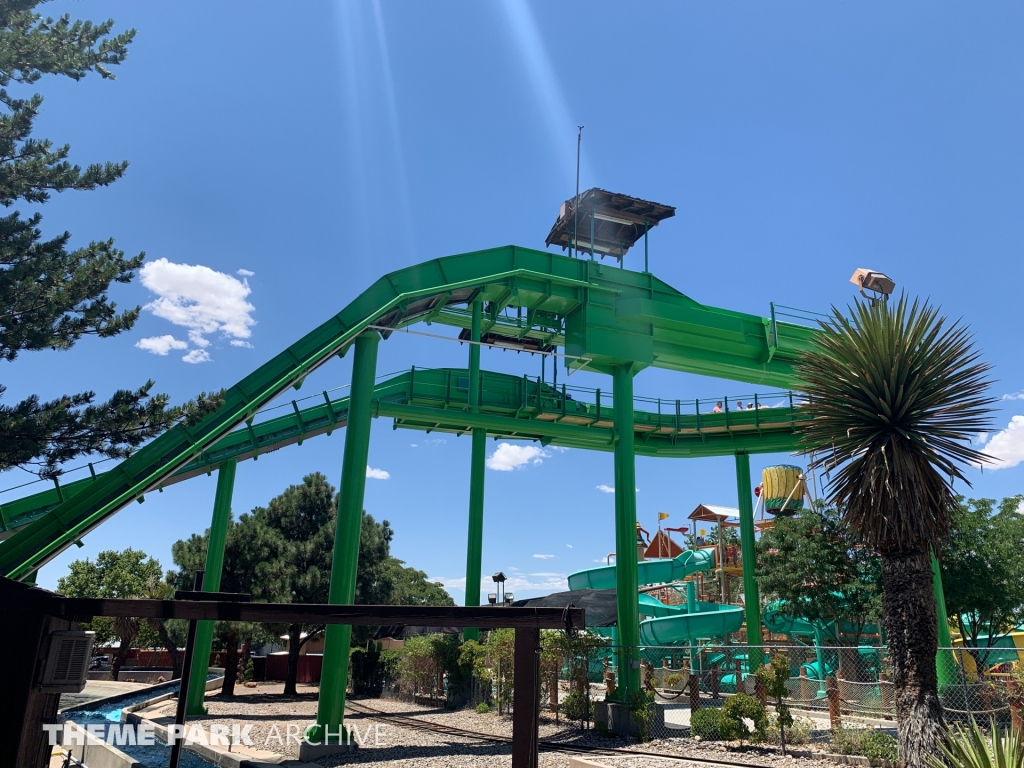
(0, 367, 804, 541)
(0, 246, 815, 578)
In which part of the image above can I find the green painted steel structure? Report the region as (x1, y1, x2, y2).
(0, 245, 823, 734)
(185, 459, 236, 715)
(612, 364, 641, 700)
(464, 299, 485, 641)
(0, 246, 815, 579)
(313, 332, 380, 741)
(0, 368, 806, 540)
(735, 452, 764, 671)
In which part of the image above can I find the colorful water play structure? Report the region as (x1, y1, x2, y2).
(0, 219, 991, 735)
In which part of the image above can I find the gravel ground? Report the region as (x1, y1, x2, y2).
(141, 684, 844, 768)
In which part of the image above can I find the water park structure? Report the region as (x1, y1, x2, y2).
(0, 190, 998, 749)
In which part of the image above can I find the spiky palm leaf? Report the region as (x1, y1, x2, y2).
(797, 295, 993, 554)
(926, 718, 1024, 768)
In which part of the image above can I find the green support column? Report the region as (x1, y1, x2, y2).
(309, 331, 380, 744)
(932, 550, 955, 686)
(612, 364, 640, 700)
(464, 299, 485, 642)
(735, 452, 763, 672)
(186, 458, 236, 715)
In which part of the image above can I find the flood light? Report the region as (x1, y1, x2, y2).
(850, 268, 895, 302)
(488, 593, 497, 605)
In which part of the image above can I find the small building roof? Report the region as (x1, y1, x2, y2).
(688, 504, 741, 527)
(545, 188, 675, 262)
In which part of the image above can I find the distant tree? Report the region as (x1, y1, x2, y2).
(757, 504, 882, 647)
(168, 512, 291, 695)
(0, 1, 222, 480)
(384, 559, 455, 607)
(939, 495, 1024, 667)
(253, 473, 336, 695)
(57, 548, 162, 679)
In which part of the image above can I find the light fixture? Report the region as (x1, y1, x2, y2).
(593, 211, 637, 226)
(504, 593, 514, 604)
(850, 268, 895, 302)
(492, 572, 507, 605)
(487, 593, 497, 605)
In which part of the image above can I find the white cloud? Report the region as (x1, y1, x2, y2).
(230, 340, 254, 349)
(1017, 498, 1024, 515)
(188, 329, 210, 348)
(593, 558, 608, 563)
(486, 443, 550, 471)
(237, 268, 255, 277)
(182, 349, 211, 364)
(532, 553, 555, 559)
(366, 466, 391, 480)
(566, 544, 573, 549)
(410, 443, 418, 448)
(529, 572, 560, 577)
(596, 484, 639, 493)
(135, 335, 188, 356)
(139, 258, 256, 348)
(980, 416, 1024, 470)
(1002, 391, 1024, 401)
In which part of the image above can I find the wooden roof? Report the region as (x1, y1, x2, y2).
(545, 188, 675, 261)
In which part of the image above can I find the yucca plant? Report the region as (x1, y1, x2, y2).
(926, 718, 1024, 768)
(797, 296, 994, 768)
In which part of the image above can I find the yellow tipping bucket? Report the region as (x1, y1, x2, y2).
(761, 465, 805, 515)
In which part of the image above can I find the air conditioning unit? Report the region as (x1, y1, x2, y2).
(39, 630, 95, 692)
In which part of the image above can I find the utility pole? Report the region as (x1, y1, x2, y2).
(574, 125, 583, 257)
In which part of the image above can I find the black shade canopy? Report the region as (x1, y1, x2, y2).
(512, 588, 618, 627)
(545, 188, 675, 262)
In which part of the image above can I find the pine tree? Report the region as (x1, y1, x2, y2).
(0, 1, 220, 480)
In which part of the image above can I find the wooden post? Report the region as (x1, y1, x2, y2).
(688, 667, 701, 711)
(735, 658, 743, 693)
(3, 608, 71, 768)
(826, 675, 842, 731)
(512, 627, 540, 768)
(1008, 682, 1024, 737)
(755, 676, 767, 707)
(800, 666, 810, 703)
(710, 664, 720, 699)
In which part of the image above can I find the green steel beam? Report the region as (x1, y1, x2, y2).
(311, 331, 380, 741)
(1, 246, 815, 578)
(465, 299, 485, 641)
(185, 459, 236, 715)
(612, 364, 641, 701)
(735, 452, 763, 672)
(0, 367, 805, 543)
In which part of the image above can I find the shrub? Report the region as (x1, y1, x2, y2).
(629, 690, 656, 742)
(830, 727, 867, 755)
(763, 716, 813, 746)
(561, 690, 589, 721)
(861, 731, 899, 764)
(690, 707, 723, 740)
(665, 672, 684, 688)
(475, 702, 490, 714)
(721, 693, 768, 740)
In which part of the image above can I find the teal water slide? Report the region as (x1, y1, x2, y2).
(567, 549, 745, 645)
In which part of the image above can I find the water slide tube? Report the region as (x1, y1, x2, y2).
(567, 549, 713, 591)
(568, 550, 744, 645)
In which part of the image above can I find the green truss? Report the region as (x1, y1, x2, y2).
(0, 246, 815, 579)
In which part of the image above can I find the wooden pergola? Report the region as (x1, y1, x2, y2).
(3, 577, 584, 768)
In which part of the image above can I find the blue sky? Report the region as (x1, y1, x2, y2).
(8, 1, 1024, 600)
